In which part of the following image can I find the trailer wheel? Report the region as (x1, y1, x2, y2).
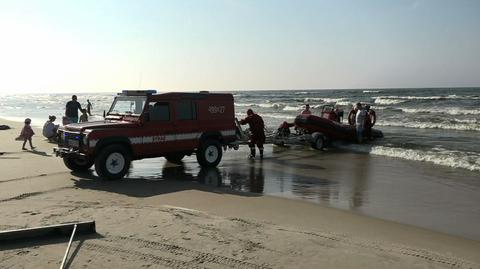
(196, 139, 222, 167)
(312, 136, 325, 150)
(165, 153, 185, 164)
(63, 157, 94, 172)
(95, 144, 131, 180)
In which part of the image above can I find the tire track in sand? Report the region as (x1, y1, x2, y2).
(0, 171, 70, 184)
(277, 228, 477, 269)
(82, 235, 271, 269)
(0, 186, 73, 203)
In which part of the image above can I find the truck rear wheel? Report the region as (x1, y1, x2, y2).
(196, 140, 222, 167)
(165, 153, 185, 164)
(63, 157, 94, 172)
(95, 144, 131, 180)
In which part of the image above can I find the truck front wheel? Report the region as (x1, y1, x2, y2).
(196, 140, 222, 167)
(63, 157, 94, 172)
(95, 145, 131, 180)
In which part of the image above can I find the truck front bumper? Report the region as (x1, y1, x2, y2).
(53, 147, 86, 158)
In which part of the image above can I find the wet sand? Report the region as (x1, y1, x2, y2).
(1, 118, 480, 268)
(124, 143, 480, 241)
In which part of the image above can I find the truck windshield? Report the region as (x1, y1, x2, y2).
(108, 96, 146, 116)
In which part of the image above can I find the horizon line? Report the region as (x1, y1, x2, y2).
(1, 86, 479, 95)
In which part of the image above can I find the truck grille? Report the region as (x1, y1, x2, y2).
(60, 131, 82, 148)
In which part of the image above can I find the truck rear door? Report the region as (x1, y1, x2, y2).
(173, 100, 200, 150)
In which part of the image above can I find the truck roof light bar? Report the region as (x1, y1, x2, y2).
(119, 90, 157, 96)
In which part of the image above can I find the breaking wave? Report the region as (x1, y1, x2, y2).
(303, 97, 346, 104)
(333, 143, 480, 172)
(259, 103, 283, 109)
(374, 98, 406, 105)
(263, 114, 296, 120)
(374, 95, 480, 101)
(369, 146, 480, 172)
(363, 90, 381, 93)
(235, 103, 255, 107)
(400, 107, 480, 115)
(283, 106, 300, 111)
(376, 121, 480, 131)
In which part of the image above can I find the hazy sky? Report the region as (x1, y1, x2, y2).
(0, 0, 479, 93)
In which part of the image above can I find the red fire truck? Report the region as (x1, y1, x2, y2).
(54, 90, 239, 180)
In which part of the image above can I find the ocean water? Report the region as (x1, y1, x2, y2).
(1, 88, 479, 172)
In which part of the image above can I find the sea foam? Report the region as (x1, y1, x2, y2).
(376, 121, 480, 132)
(369, 146, 480, 172)
(333, 143, 480, 172)
(374, 98, 406, 105)
(400, 107, 480, 115)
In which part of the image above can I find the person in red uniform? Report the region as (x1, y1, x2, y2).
(240, 109, 266, 159)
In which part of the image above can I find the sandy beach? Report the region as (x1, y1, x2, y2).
(1, 118, 480, 269)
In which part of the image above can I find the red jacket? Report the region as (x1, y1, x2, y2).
(240, 113, 265, 144)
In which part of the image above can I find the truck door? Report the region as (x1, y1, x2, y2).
(140, 101, 177, 155)
(173, 100, 199, 150)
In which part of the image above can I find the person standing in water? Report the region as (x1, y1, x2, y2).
(364, 105, 375, 140)
(240, 109, 266, 159)
(86, 99, 93, 116)
(301, 104, 312, 115)
(355, 103, 367, 143)
(65, 95, 82, 123)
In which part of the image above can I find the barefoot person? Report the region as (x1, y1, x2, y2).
(19, 118, 35, 150)
(240, 109, 266, 159)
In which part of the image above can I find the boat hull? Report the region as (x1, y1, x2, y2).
(294, 115, 383, 142)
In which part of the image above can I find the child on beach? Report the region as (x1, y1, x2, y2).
(17, 118, 35, 150)
(79, 109, 88, 122)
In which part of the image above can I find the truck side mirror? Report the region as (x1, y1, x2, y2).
(103, 110, 106, 118)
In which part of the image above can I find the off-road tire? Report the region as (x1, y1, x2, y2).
(94, 144, 131, 180)
(196, 139, 222, 167)
(165, 153, 185, 164)
(63, 157, 94, 172)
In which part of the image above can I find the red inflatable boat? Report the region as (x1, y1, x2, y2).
(294, 106, 383, 143)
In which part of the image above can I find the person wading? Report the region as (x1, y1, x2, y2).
(86, 99, 93, 116)
(65, 95, 83, 124)
(355, 103, 367, 143)
(301, 104, 312, 115)
(240, 109, 266, 159)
